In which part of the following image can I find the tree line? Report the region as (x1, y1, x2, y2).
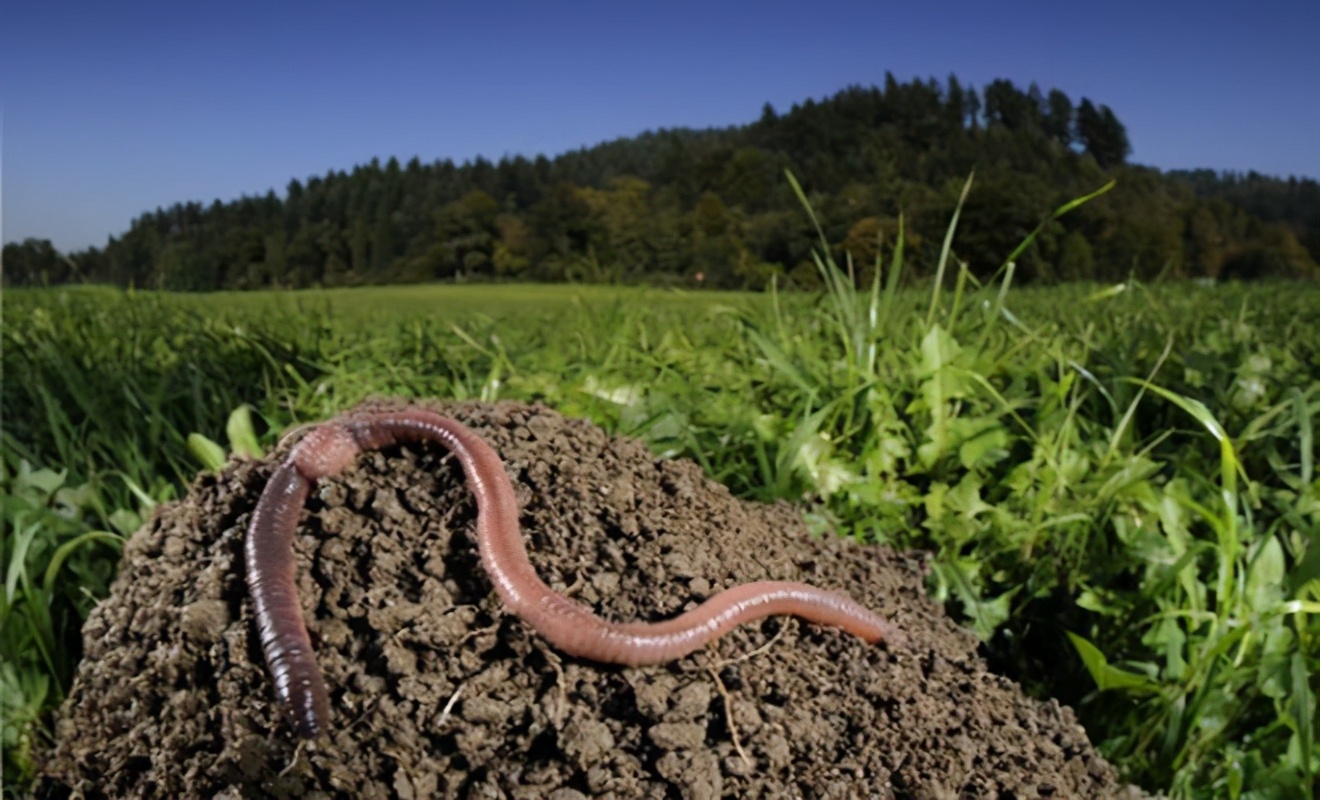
(6, 75, 1318, 290)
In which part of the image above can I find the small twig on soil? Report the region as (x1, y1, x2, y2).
(349, 695, 382, 734)
(707, 666, 751, 768)
(278, 739, 310, 778)
(712, 623, 788, 669)
(540, 647, 571, 727)
(276, 421, 317, 450)
(459, 621, 501, 648)
(438, 680, 466, 727)
(560, 574, 586, 598)
(382, 747, 418, 791)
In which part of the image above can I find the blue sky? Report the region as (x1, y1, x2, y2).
(4, 0, 1318, 252)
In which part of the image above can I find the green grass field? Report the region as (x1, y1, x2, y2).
(4, 259, 1318, 795)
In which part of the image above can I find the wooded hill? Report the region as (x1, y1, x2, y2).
(7, 75, 1319, 289)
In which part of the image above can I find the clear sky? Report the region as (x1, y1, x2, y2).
(4, 0, 1318, 252)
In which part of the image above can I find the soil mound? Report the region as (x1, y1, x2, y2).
(38, 401, 1142, 799)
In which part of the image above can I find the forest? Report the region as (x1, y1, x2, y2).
(6, 74, 1319, 289)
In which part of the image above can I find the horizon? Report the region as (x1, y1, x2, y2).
(4, 0, 1319, 253)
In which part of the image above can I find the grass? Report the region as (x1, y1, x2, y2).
(3, 182, 1317, 798)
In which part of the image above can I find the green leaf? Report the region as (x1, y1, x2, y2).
(1066, 631, 1160, 694)
(225, 404, 264, 459)
(1246, 536, 1285, 613)
(918, 324, 962, 377)
(108, 508, 142, 537)
(4, 522, 40, 605)
(930, 558, 1013, 641)
(186, 433, 227, 472)
(119, 474, 160, 511)
(915, 326, 974, 469)
(42, 530, 123, 592)
(965, 588, 1012, 642)
(1084, 283, 1128, 303)
(1285, 653, 1315, 785)
(956, 422, 1010, 471)
(15, 465, 66, 500)
(1257, 624, 1295, 700)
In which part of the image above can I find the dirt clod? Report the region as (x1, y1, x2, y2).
(38, 401, 1145, 798)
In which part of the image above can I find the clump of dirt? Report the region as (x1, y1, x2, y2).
(38, 401, 1144, 799)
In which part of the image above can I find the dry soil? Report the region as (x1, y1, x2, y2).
(37, 400, 1145, 799)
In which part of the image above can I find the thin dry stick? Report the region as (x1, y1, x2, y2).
(348, 695, 383, 734)
(381, 746, 418, 789)
(543, 650, 571, 727)
(278, 739, 310, 778)
(712, 623, 788, 669)
(276, 421, 318, 450)
(458, 621, 500, 647)
(700, 622, 793, 769)
(438, 681, 465, 726)
(707, 666, 750, 767)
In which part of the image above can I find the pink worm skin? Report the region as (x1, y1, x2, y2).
(244, 408, 903, 738)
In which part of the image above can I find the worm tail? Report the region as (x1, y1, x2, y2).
(539, 580, 903, 665)
(245, 462, 329, 738)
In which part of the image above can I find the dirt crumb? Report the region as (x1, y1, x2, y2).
(37, 400, 1147, 798)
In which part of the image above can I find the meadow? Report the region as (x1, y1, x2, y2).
(3, 238, 1318, 796)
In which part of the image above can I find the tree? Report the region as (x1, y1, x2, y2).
(964, 87, 982, 130)
(285, 224, 324, 286)
(264, 230, 288, 286)
(982, 79, 1040, 134)
(1076, 99, 1131, 169)
(371, 205, 396, 274)
(689, 192, 741, 285)
(719, 148, 779, 212)
(1056, 230, 1095, 280)
(286, 179, 305, 230)
(1044, 89, 1074, 147)
(434, 190, 501, 279)
(348, 216, 371, 282)
(493, 214, 533, 278)
(1027, 82, 1047, 134)
(2, 238, 70, 286)
(945, 74, 967, 133)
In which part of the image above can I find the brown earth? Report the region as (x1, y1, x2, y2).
(37, 400, 1146, 799)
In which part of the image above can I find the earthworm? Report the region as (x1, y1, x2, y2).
(244, 408, 903, 738)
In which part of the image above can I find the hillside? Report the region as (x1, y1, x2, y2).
(6, 75, 1318, 289)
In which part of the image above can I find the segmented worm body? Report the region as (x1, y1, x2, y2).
(244, 408, 903, 738)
